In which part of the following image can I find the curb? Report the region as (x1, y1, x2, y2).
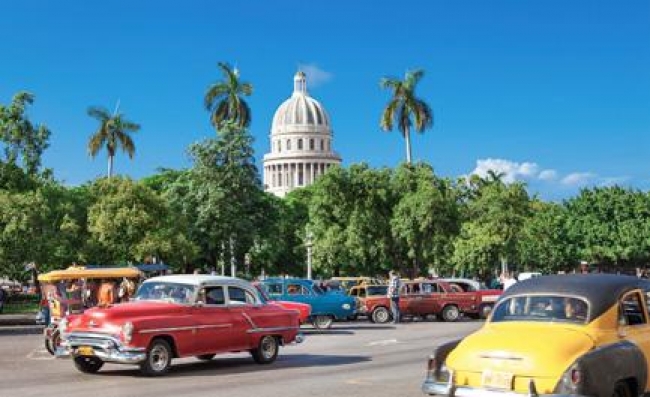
(0, 314, 38, 326)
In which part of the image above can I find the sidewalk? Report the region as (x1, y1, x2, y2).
(0, 313, 38, 326)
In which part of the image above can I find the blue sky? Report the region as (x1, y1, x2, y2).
(1, 0, 649, 199)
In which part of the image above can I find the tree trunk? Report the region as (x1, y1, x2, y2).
(108, 155, 114, 178)
(405, 127, 412, 164)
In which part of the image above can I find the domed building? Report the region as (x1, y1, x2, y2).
(263, 71, 342, 197)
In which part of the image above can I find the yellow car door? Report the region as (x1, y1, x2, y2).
(619, 290, 650, 392)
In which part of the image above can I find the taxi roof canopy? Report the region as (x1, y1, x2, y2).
(38, 266, 142, 282)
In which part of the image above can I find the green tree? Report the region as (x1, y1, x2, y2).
(380, 69, 433, 164)
(564, 187, 650, 269)
(518, 200, 575, 273)
(307, 165, 354, 277)
(0, 182, 88, 281)
(169, 123, 265, 275)
(87, 106, 140, 178)
(85, 177, 196, 267)
(390, 164, 460, 277)
(452, 177, 531, 277)
(0, 92, 51, 176)
(204, 62, 253, 131)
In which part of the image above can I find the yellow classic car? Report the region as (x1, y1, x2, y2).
(422, 274, 650, 397)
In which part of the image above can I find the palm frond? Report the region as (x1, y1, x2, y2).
(413, 99, 433, 132)
(204, 84, 231, 110)
(116, 132, 136, 159)
(405, 69, 425, 89)
(88, 131, 106, 157)
(240, 82, 253, 96)
(87, 106, 110, 120)
(238, 100, 252, 128)
(380, 100, 399, 131)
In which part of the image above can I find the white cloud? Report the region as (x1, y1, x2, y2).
(471, 158, 539, 184)
(538, 169, 558, 181)
(298, 63, 333, 88)
(468, 158, 632, 197)
(561, 172, 596, 186)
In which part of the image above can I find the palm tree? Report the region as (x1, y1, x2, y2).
(380, 69, 433, 164)
(204, 62, 253, 131)
(87, 106, 140, 178)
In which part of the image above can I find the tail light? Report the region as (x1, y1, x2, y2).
(426, 356, 437, 379)
(570, 368, 582, 385)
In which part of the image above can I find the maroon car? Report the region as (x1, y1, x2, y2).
(360, 279, 497, 323)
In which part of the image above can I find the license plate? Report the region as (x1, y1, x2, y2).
(482, 370, 513, 389)
(77, 346, 94, 356)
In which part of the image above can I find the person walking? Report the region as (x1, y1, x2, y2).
(0, 286, 7, 314)
(387, 270, 402, 324)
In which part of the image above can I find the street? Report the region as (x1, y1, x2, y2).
(0, 320, 481, 397)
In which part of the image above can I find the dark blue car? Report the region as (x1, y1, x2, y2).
(259, 278, 356, 329)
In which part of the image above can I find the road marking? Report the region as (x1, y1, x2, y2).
(367, 338, 398, 346)
(345, 378, 373, 385)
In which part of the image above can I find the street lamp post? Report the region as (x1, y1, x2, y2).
(306, 231, 313, 280)
(229, 236, 236, 277)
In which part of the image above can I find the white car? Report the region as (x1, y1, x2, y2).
(518, 271, 542, 281)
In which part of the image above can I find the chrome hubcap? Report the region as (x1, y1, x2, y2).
(261, 337, 276, 358)
(446, 308, 459, 320)
(150, 345, 169, 371)
(376, 310, 388, 322)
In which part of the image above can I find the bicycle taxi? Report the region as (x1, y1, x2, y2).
(37, 266, 143, 355)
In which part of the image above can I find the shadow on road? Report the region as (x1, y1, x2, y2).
(96, 353, 371, 378)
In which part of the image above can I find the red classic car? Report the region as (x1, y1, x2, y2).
(253, 283, 312, 324)
(358, 279, 496, 323)
(443, 278, 502, 318)
(56, 275, 303, 376)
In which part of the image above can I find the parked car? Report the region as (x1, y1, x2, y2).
(443, 278, 503, 318)
(348, 284, 388, 318)
(360, 279, 491, 323)
(259, 278, 356, 329)
(56, 275, 303, 376)
(253, 282, 312, 324)
(422, 274, 650, 396)
(329, 277, 385, 293)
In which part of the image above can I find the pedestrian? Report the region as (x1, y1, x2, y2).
(501, 271, 517, 290)
(387, 270, 402, 324)
(97, 279, 115, 307)
(0, 286, 7, 314)
(118, 277, 136, 302)
(66, 279, 83, 313)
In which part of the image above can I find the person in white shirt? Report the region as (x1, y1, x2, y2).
(502, 272, 517, 290)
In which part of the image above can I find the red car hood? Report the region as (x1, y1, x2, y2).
(69, 301, 187, 332)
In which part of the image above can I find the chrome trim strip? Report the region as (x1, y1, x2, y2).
(138, 324, 232, 334)
(246, 326, 300, 334)
(58, 332, 147, 364)
(241, 312, 258, 329)
(479, 354, 523, 360)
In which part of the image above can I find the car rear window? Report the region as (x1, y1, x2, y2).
(491, 295, 589, 324)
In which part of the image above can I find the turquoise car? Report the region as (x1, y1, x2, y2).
(259, 278, 356, 329)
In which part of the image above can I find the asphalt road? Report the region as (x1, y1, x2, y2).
(0, 320, 482, 397)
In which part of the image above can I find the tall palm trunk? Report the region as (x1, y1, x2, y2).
(404, 126, 412, 164)
(108, 155, 114, 178)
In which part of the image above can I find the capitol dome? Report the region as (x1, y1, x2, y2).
(263, 71, 342, 197)
(271, 71, 331, 134)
